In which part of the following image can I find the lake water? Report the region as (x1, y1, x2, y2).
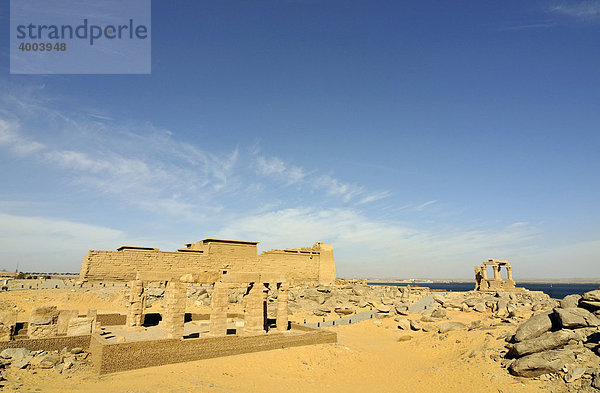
(368, 282, 599, 300)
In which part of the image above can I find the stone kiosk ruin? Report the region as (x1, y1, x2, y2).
(0, 238, 338, 375)
(474, 259, 517, 291)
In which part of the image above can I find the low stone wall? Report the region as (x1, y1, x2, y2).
(91, 325, 337, 374)
(0, 334, 90, 352)
(96, 313, 127, 326)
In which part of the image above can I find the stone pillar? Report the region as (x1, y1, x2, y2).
(126, 279, 145, 328)
(276, 282, 289, 332)
(209, 282, 228, 336)
(163, 280, 186, 339)
(492, 265, 500, 280)
(244, 282, 267, 334)
(481, 265, 488, 280)
(506, 266, 513, 281)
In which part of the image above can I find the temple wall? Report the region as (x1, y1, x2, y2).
(257, 251, 321, 284)
(80, 240, 336, 285)
(80, 250, 214, 282)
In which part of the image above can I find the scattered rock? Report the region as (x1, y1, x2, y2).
(508, 330, 576, 357)
(395, 317, 411, 331)
(582, 290, 600, 303)
(514, 312, 554, 342)
(410, 320, 422, 331)
(439, 321, 466, 333)
(564, 367, 586, 383)
(554, 307, 600, 329)
(560, 294, 582, 309)
(431, 309, 446, 318)
(1, 348, 32, 360)
(509, 349, 575, 378)
(397, 335, 412, 342)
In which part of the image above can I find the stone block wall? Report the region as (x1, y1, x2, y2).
(80, 239, 336, 285)
(91, 325, 337, 374)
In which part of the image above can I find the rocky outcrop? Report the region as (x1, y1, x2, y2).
(505, 287, 600, 384)
(513, 311, 554, 342)
(554, 307, 600, 329)
(509, 349, 576, 378)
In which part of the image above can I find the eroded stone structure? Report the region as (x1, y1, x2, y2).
(474, 259, 516, 291)
(80, 238, 335, 285)
(126, 270, 290, 339)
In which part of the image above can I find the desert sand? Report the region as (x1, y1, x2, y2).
(0, 288, 562, 393)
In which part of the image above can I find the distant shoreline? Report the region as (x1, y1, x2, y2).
(362, 278, 600, 284)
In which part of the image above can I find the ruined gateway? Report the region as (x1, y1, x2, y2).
(474, 259, 517, 291)
(79, 238, 336, 286)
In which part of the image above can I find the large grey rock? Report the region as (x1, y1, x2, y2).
(36, 353, 60, 369)
(580, 300, 600, 310)
(559, 294, 581, 309)
(473, 302, 486, 313)
(582, 290, 600, 302)
(439, 321, 466, 333)
(408, 295, 435, 313)
(554, 307, 600, 329)
(11, 355, 33, 369)
(30, 305, 58, 325)
(509, 349, 575, 377)
(514, 312, 554, 342)
(0, 348, 31, 360)
(508, 330, 576, 357)
(431, 308, 446, 318)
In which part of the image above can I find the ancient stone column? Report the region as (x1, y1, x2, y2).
(126, 279, 145, 328)
(481, 265, 488, 280)
(276, 282, 289, 332)
(209, 282, 228, 336)
(163, 280, 186, 339)
(506, 265, 513, 281)
(244, 282, 267, 334)
(492, 265, 500, 280)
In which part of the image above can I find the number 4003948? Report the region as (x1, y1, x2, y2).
(18, 42, 67, 51)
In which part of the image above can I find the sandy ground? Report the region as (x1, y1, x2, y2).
(0, 289, 564, 393)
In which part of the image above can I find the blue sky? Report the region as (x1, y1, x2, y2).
(0, 1, 599, 278)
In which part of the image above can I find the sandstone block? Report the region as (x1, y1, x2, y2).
(30, 306, 58, 325)
(514, 312, 554, 342)
(67, 317, 94, 336)
(508, 330, 576, 357)
(509, 349, 575, 377)
(554, 307, 600, 329)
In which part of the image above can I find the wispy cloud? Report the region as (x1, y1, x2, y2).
(550, 1, 600, 20)
(499, 23, 556, 31)
(217, 207, 539, 278)
(253, 152, 390, 204)
(0, 212, 128, 272)
(0, 90, 241, 218)
(416, 200, 437, 211)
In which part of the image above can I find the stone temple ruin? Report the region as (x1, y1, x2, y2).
(80, 238, 336, 286)
(474, 259, 516, 291)
(0, 238, 338, 375)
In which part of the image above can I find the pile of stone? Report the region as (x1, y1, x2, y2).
(286, 284, 431, 316)
(504, 287, 600, 390)
(432, 290, 555, 317)
(0, 346, 89, 384)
